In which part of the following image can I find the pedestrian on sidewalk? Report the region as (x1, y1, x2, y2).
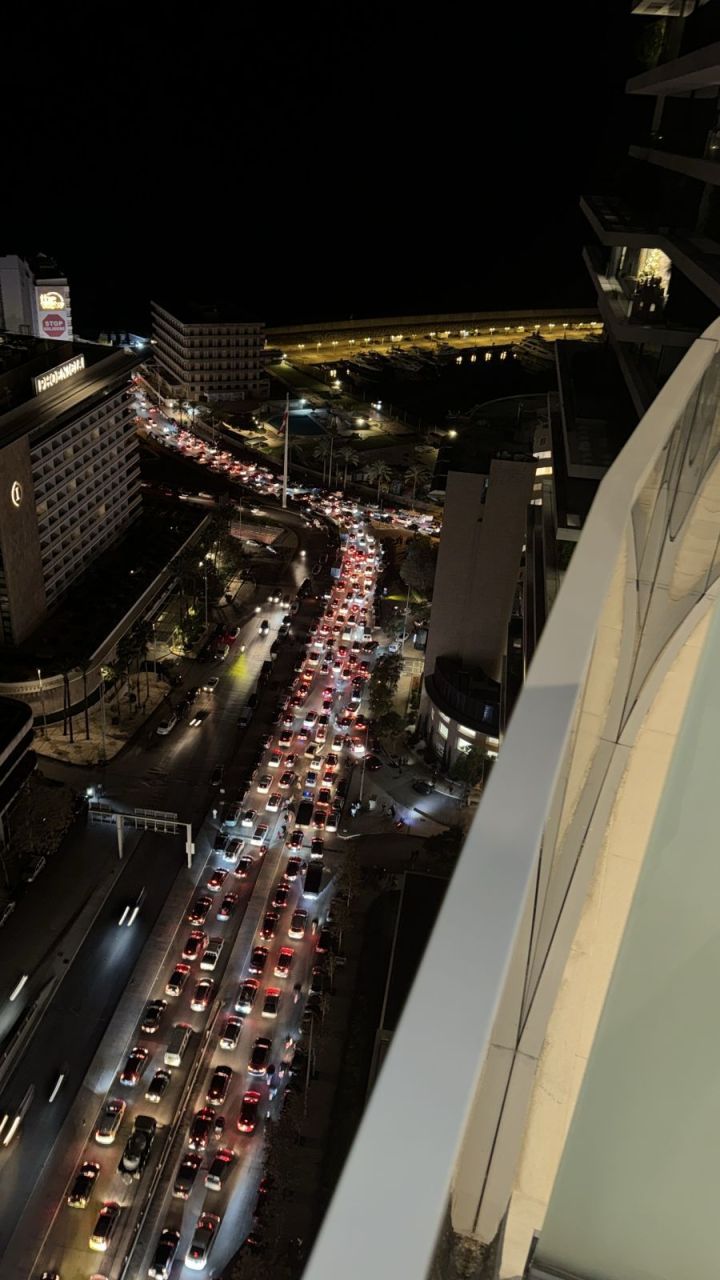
(390, 803, 396, 819)
(448, 781, 454, 795)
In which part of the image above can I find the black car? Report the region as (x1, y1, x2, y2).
(213, 831, 228, 852)
(412, 779, 433, 795)
(248, 1036, 272, 1075)
(248, 946, 268, 975)
(118, 1115, 157, 1182)
(148, 1227, 181, 1279)
(173, 1152, 202, 1199)
(67, 1159, 100, 1208)
(365, 755, 382, 772)
(248, 692, 259, 710)
(141, 999, 167, 1034)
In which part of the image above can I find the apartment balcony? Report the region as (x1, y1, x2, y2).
(626, 37, 720, 96)
(630, 122, 720, 185)
(582, 245, 697, 348)
(303, 317, 720, 1280)
(580, 193, 665, 248)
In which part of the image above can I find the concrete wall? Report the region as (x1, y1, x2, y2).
(424, 462, 536, 685)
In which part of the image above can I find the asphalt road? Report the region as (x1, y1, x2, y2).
(0, 504, 330, 1271)
(0, 828, 179, 1254)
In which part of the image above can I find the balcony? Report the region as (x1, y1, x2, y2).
(302, 318, 720, 1280)
(582, 244, 698, 349)
(626, 37, 720, 96)
(629, 120, 720, 185)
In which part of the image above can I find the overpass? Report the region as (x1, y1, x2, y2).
(266, 308, 601, 356)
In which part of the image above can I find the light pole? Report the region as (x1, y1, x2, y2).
(199, 561, 209, 629)
(99, 672, 108, 764)
(357, 725, 370, 802)
(36, 668, 47, 737)
(399, 583, 411, 652)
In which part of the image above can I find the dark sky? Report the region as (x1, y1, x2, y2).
(5, 4, 638, 334)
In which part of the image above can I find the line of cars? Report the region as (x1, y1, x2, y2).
(51, 835, 267, 1278)
(147, 537, 375, 1272)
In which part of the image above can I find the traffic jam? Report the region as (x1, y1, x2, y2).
(38, 510, 382, 1279)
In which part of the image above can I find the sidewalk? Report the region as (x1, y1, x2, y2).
(35, 673, 172, 766)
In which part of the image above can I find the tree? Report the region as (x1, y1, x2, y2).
(400, 536, 438, 596)
(368, 652, 403, 717)
(367, 459, 392, 504)
(404, 462, 431, 504)
(326, 416, 344, 490)
(338, 445, 359, 491)
(449, 746, 486, 791)
(376, 709, 407, 755)
(313, 437, 331, 484)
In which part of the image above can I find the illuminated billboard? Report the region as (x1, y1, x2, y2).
(34, 284, 73, 342)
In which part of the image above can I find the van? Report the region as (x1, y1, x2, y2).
(237, 705, 253, 728)
(164, 1024, 193, 1067)
(24, 855, 46, 884)
(259, 660, 272, 684)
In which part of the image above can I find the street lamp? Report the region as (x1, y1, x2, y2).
(36, 668, 47, 737)
(199, 561, 209, 628)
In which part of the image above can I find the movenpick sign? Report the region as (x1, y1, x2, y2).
(33, 354, 86, 395)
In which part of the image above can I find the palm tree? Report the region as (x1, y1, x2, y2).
(338, 446, 359, 491)
(326, 416, 344, 491)
(368, 460, 392, 505)
(404, 462, 431, 504)
(313, 437, 331, 484)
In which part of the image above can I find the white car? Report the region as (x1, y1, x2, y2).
(265, 793, 282, 813)
(256, 775, 272, 795)
(156, 713, 178, 736)
(186, 1212, 221, 1270)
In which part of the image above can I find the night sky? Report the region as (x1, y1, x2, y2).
(6, 4, 640, 335)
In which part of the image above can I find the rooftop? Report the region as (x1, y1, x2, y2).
(0, 334, 143, 449)
(152, 299, 264, 327)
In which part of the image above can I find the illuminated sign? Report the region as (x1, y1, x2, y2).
(38, 290, 66, 311)
(33, 354, 86, 395)
(34, 283, 71, 342)
(10, 482, 22, 508)
(42, 314, 67, 338)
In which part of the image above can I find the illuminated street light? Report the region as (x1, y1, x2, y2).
(9, 974, 28, 1002)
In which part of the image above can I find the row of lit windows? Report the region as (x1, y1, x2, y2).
(32, 390, 130, 460)
(35, 444, 132, 509)
(38, 469, 140, 552)
(44, 495, 141, 601)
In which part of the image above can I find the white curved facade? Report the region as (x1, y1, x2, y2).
(303, 319, 720, 1280)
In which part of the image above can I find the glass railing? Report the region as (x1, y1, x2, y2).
(302, 318, 720, 1280)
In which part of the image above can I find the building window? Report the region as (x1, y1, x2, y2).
(457, 741, 472, 756)
(438, 722, 449, 740)
(459, 726, 475, 739)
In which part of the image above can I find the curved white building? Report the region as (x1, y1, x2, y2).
(303, 318, 720, 1280)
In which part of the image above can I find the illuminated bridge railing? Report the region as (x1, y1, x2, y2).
(302, 319, 720, 1280)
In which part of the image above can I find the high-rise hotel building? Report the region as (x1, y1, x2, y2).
(0, 334, 143, 644)
(151, 300, 268, 404)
